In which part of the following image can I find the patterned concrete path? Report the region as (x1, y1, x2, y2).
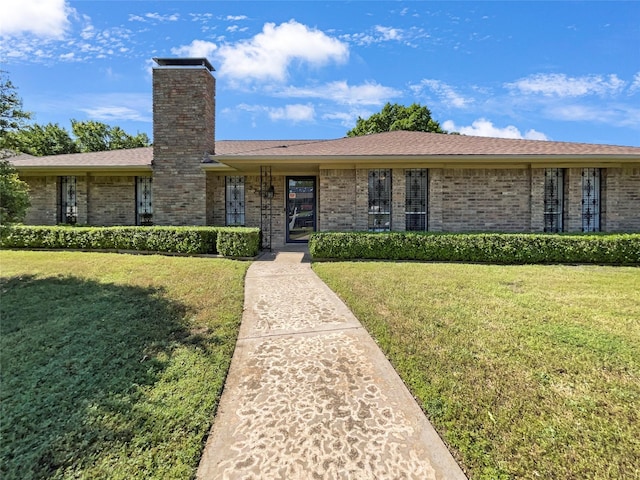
(197, 245, 467, 480)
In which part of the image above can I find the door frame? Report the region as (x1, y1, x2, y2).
(286, 176, 317, 243)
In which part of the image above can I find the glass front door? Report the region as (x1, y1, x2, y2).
(287, 177, 316, 242)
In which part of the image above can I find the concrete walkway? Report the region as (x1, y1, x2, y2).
(197, 245, 467, 480)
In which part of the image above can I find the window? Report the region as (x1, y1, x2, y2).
(582, 168, 600, 232)
(136, 177, 153, 225)
(543, 168, 564, 232)
(225, 176, 245, 226)
(368, 169, 391, 231)
(59, 176, 77, 224)
(405, 169, 428, 231)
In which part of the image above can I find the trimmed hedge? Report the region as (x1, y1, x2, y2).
(309, 232, 640, 265)
(0, 225, 261, 257)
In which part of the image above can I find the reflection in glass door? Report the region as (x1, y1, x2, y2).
(287, 177, 316, 242)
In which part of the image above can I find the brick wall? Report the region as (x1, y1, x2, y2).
(208, 174, 225, 226)
(319, 169, 356, 231)
(87, 176, 135, 226)
(392, 169, 406, 231)
(603, 167, 640, 231)
(530, 169, 546, 232)
(438, 168, 532, 232)
(23, 176, 57, 225)
(152, 65, 215, 225)
(428, 169, 444, 232)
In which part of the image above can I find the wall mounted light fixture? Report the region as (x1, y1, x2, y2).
(265, 184, 275, 199)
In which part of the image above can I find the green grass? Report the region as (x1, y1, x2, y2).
(0, 250, 249, 480)
(313, 262, 640, 480)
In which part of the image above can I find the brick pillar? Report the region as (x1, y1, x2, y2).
(566, 168, 583, 232)
(428, 169, 443, 232)
(392, 168, 406, 231)
(355, 169, 369, 231)
(76, 175, 88, 225)
(530, 168, 545, 232)
(152, 58, 215, 226)
(319, 168, 357, 231)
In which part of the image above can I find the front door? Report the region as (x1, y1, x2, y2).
(286, 177, 316, 242)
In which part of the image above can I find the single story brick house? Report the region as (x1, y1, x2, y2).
(10, 58, 640, 248)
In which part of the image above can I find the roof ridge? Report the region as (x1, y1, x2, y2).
(214, 139, 327, 155)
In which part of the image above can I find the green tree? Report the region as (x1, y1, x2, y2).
(5, 123, 77, 156)
(72, 120, 150, 152)
(0, 157, 30, 225)
(108, 125, 151, 150)
(347, 102, 446, 137)
(0, 70, 32, 147)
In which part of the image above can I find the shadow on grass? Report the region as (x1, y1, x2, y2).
(0, 274, 204, 479)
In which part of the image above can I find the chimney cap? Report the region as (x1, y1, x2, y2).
(153, 57, 215, 72)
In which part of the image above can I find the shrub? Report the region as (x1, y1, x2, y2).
(216, 228, 260, 257)
(309, 232, 640, 265)
(0, 225, 261, 257)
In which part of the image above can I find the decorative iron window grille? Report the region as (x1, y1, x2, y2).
(136, 177, 153, 226)
(581, 168, 600, 232)
(225, 176, 245, 226)
(405, 169, 428, 231)
(368, 169, 391, 231)
(543, 168, 564, 232)
(59, 176, 77, 224)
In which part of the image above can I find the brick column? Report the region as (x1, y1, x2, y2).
(428, 168, 443, 232)
(392, 168, 406, 231)
(152, 59, 215, 226)
(76, 175, 88, 225)
(530, 168, 545, 232)
(566, 168, 583, 232)
(319, 168, 357, 231)
(355, 169, 369, 231)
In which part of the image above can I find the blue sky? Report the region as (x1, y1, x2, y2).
(2, 1, 639, 146)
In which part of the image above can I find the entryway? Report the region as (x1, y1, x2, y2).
(286, 176, 316, 243)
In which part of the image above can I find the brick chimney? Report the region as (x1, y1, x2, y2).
(151, 57, 215, 225)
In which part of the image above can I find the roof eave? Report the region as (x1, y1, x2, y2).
(13, 165, 153, 175)
(211, 153, 640, 166)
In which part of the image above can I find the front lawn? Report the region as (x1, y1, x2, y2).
(0, 251, 249, 480)
(313, 262, 640, 480)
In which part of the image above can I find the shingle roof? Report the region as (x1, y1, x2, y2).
(10, 147, 153, 168)
(8, 131, 640, 170)
(215, 131, 640, 157)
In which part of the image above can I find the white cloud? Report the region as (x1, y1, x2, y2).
(79, 106, 151, 123)
(410, 79, 472, 108)
(343, 25, 408, 46)
(280, 81, 401, 106)
(268, 104, 315, 122)
(374, 26, 402, 41)
(76, 93, 151, 122)
(521, 129, 549, 141)
(226, 15, 248, 21)
(443, 118, 549, 140)
(323, 108, 383, 128)
(547, 103, 640, 128)
(322, 111, 358, 127)
(28, 92, 151, 124)
(0, 0, 74, 39)
(630, 72, 640, 93)
(129, 12, 179, 23)
(216, 20, 349, 82)
(146, 12, 179, 22)
(171, 40, 218, 58)
(235, 102, 315, 124)
(506, 73, 626, 97)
